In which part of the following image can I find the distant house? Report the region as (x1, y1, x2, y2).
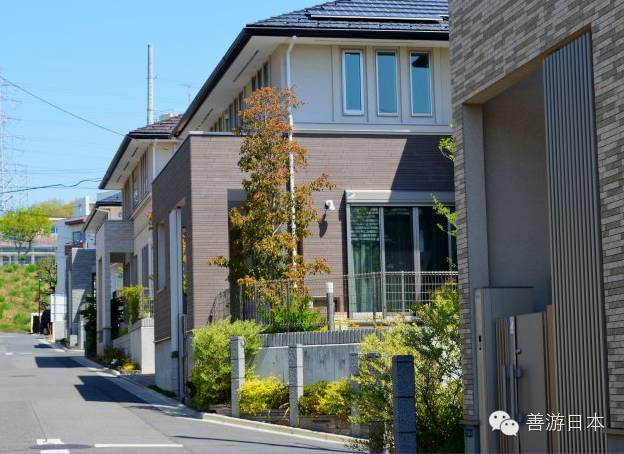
(50, 196, 96, 342)
(151, 0, 455, 397)
(92, 116, 179, 370)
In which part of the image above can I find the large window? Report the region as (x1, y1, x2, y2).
(131, 168, 140, 209)
(376, 51, 398, 115)
(342, 51, 364, 115)
(410, 52, 432, 116)
(349, 205, 455, 312)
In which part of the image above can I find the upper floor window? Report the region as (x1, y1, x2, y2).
(410, 52, 432, 116)
(342, 50, 364, 115)
(376, 51, 398, 116)
(140, 153, 149, 197)
(132, 168, 140, 208)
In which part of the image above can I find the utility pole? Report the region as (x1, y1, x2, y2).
(147, 44, 154, 125)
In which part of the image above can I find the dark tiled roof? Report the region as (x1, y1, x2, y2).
(97, 192, 122, 206)
(249, 0, 448, 33)
(128, 115, 181, 138)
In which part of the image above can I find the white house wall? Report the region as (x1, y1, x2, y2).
(279, 43, 452, 132)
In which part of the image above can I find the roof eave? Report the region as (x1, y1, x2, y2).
(99, 132, 173, 190)
(245, 26, 449, 41)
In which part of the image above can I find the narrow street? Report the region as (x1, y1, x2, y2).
(0, 333, 354, 454)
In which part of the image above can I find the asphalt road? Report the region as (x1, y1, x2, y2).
(0, 332, 356, 454)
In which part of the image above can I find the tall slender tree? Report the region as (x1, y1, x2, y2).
(210, 87, 334, 285)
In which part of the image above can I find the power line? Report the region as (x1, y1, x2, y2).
(0, 178, 100, 194)
(0, 75, 124, 137)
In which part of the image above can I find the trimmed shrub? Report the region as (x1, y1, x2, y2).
(24, 264, 37, 273)
(190, 317, 262, 408)
(239, 377, 289, 415)
(299, 380, 351, 417)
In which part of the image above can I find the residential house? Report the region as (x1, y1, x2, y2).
(93, 116, 179, 370)
(449, 0, 624, 452)
(152, 0, 455, 398)
(50, 196, 95, 342)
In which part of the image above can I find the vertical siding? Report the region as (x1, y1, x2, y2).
(544, 33, 607, 452)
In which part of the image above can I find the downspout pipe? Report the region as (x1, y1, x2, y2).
(286, 36, 297, 261)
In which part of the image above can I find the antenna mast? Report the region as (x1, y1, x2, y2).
(147, 44, 154, 125)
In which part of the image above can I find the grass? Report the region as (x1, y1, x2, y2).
(0, 264, 49, 333)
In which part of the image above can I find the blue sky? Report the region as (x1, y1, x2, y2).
(0, 0, 314, 207)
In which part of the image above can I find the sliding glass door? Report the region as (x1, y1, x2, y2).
(348, 204, 455, 313)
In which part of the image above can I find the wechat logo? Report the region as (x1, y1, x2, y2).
(489, 411, 520, 437)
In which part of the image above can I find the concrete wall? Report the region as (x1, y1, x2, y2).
(112, 318, 155, 374)
(155, 338, 176, 393)
(253, 343, 360, 385)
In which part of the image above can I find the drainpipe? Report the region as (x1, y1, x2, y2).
(286, 36, 297, 261)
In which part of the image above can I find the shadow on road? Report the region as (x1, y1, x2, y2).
(74, 375, 146, 404)
(34, 356, 83, 368)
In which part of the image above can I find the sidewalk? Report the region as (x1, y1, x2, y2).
(68, 349, 357, 446)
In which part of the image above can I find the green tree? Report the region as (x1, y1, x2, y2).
(79, 295, 97, 355)
(0, 208, 52, 262)
(31, 199, 74, 218)
(433, 137, 456, 236)
(210, 87, 334, 285)
(36, 256, 57, 295)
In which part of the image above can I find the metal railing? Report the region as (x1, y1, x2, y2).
(210, 271, 458, 331)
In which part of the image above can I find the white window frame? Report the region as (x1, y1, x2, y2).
(409, 51, 433, 117)
(342, 50, 365, 116)
(375, 50, 399, 117)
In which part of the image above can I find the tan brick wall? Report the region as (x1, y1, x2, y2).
(449, 0, 624, 428)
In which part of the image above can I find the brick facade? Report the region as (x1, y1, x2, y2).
(151, 132, 453, 343)
(449, 0, 624, 430)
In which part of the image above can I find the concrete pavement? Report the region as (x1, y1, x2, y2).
(0, 332, 356, 454)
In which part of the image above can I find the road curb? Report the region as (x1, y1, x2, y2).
(199, 412, 356, 444)
(70, 354, 356, 445)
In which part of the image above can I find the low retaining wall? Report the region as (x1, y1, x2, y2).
(253, 329, 376, 384)
(112, 318, 154, 374)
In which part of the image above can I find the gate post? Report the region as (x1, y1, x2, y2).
(230, 336, 245, 418)
(393, 355, 417, 453)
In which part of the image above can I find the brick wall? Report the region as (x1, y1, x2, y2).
(449, 0, 624, 429)
(152, 132, 453, 340)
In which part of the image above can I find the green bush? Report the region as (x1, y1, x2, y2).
(239, 377, 289, 415)
(103, 347, 126, 364)
(121, 285, 142, 324)
(190, 317, 262, 408)
(12, 313, 30, 326)
(299, 380, 351, 417)
(352, 283, 463, 454)
(0, 302, 7, 319)
(265, 298, 323, 333)
(79, 295, 97, 355)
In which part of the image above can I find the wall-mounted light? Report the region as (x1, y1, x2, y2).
(324, 200, 336, 211)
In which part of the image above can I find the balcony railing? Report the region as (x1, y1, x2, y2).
(209, 271, 458, 330)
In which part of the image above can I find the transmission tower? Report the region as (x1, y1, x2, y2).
(0, 80, 10, 213)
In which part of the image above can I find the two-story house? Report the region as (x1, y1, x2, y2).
(92, 115, 179, 368)
(151, 0, 455, 398)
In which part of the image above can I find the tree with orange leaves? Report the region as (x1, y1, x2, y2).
(211, 87, 334, 287)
